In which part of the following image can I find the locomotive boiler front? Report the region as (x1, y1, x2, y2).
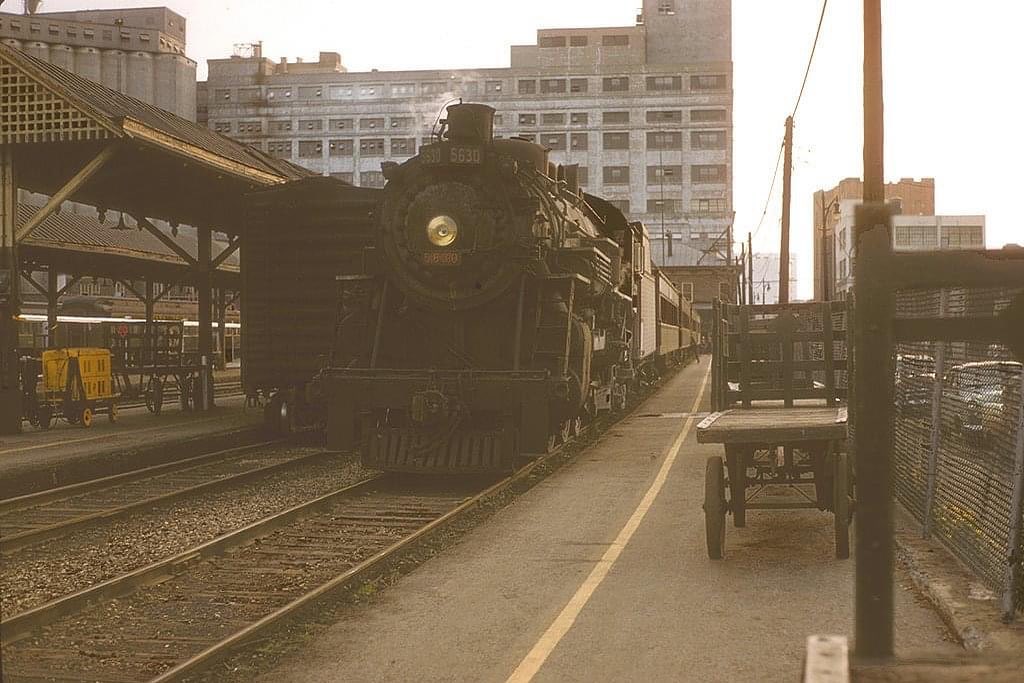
(377, 103, 533, 311)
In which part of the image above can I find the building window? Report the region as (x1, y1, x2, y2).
(238, 121, 262, 134)
(690, 198, 728, 214)
(329, 139, 354, 156)
(691, 164, 727, 183)
(647, 199, 680, 214)
(268, 87, 293, 100)
(329, 85, 354, 99)
(691, 109, 727, 122)
(540, 79, 567, 94)
(494, 114, 504, 126)
(516, 133, 537, 143)
(646, 76, 682, 91)
(485, 80, 504, 94)
(270, 120, 293, 133)
(603, 166, 630, 185)
(539, 36, 566, 48)
(542, 133, 567, 150)
(519, 113, 537, 126)
(576, 167, 589, 185)
(603, 111, 630, 125)
(213, 121, 232, 133)
(330, 172, 354, 183)
(658, 1, 676, 15)
(569, 78, 588, 94)
(359, 85, 381, 98)
(570, 133, 588, 150)
(681, 282, 694, 301)
(360, 118, 385, 131)
(238, 88, 261, 101)
(267, 141, 293, 158)
(420, 82, 446, 96)
(647, 165, 683, 184)
(602, 35, 630, 47)
(691, 130, 727, 150)
(360, 170, 385, 188)
(391, 83, 416, 97)
(214, 89, 231, 101)
(331, 118, 353, 131)
(941, 226, 984, 248)
(541, 113, 565, 125)
(603, 132, 630, 150)
(298, 140, 323, 158)
(359, 138, 386, 156)
(518, 79, 537, 95)
(300, 119, 323, 131)
(609, 199, 630, 214)
(298, 86, 323, 99)
(570, 35, 588, 47)
(602, 77, 629, 92)
(391, 138, 417, 156)
(390, 117, 413, 129)
(570, 112, 589, 125)
(691, 74, 727, 91)
(80, 279, 102, 296)
(647, 110, 683, 124)
(647, 131, 683, 150)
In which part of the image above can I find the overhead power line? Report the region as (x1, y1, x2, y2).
(751, 140, 785, 240)
(792, 0, 830, 118)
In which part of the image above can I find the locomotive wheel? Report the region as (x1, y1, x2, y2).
(145, 377, 164, 415)
(559, 420, 572, 444)
(833, 450, 851, 560)
(568, 415, 583, 438)
(80, 407, 93, 428)
(704, 456, 727, 560)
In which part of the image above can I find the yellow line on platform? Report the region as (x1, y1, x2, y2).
(505, 362, 712, 683)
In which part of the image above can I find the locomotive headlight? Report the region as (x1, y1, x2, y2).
(426, 215, 459, 247)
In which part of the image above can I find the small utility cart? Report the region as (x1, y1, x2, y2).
(33, 347, 118, 429)
(696, 300, 852, 559)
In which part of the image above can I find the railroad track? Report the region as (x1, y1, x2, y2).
(116, 380, 244, 412)
(0, 440, 323, 553)
(0, 363, 687, 681)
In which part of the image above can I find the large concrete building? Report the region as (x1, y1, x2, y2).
(202, 0, 733, 265)
(812, 177, 935, 300)
(0, 4, 196, 119)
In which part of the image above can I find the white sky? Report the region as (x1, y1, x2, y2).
(33, 0, 1024, 298)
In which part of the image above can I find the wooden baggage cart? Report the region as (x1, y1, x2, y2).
(696, 300, 852, 559)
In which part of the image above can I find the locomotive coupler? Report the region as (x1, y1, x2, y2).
(410, 389, 450, 426)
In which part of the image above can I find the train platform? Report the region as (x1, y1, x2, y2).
(0, 392, 262, 499)
(258, 360, 959, 683)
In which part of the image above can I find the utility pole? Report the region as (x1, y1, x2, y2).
(747, 232, 754, 306)
(779, 116, 794, 304)
(738, 243, 746, 305)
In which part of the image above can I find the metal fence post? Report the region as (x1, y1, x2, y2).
(1001, 369, 1024, 622)
(922, 289, 949, 538)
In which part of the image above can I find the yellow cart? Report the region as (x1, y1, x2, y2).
(39, 348, 118, 429)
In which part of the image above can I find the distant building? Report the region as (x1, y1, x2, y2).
(831, 200, 984, 297)
(0, 5, 196, 119)
(748, 253, 798, 304)
(202, 0, 735, 264)
(813, 177, 934, 300)
(659, 263, 741, 333)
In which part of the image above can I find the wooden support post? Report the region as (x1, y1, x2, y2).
(197, 227, 213, 409)
(47, 268, 58, 348)
(211, 236, 239, 269)
(854, 0, 893, 661)
(144, 280, 155, 367)
(16, 145, 118, 242)
(0, 145, 21, 434)
(779, 116, 794, 305)
(216, 287, 226, 370)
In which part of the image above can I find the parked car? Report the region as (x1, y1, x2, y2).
(944, 361, 1023, 445)
(894, 353, 935, 417)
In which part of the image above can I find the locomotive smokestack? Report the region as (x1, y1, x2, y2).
(445, 103, 495, 145)
(563, 164, 580, 196)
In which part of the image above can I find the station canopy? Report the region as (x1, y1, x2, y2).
(0, 41, 313, 233)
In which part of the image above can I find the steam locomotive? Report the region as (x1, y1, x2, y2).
(243, 103, 698, 473)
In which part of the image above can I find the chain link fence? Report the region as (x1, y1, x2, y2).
(891, 286, 1024, 619)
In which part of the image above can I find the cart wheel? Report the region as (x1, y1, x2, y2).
(38, 405, 53, 430)
(180, 377, 193, 412)
(704, 455, 727, 560)
(80, 406, 93, 428)
(145, 377, 164, 415)
(833, 450, 850, 560)
(108, 401, 118, 424)
(559, 419, 572, 444)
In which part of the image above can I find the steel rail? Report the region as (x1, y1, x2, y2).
(0, 476, 383, 643)
(0, 443, 331, 554)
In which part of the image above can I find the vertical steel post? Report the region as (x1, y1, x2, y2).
(0, 146, 22, 434)
(144, 279, 154, 367)
(1001, 369, 1024, 622)
(197, 227, 213, 410)
(747, 232, 754, 306)
(779, 116, 794, 304)
(216, 287, 226, 369)
(47, 268, 58, 348)
(923, 289, 949, 538)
